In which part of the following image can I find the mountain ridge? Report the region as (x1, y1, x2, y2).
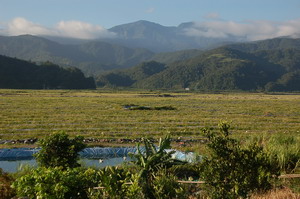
(96, 44, 300, 92)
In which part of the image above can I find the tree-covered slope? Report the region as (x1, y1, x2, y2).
(136, 48, 284, 90)
(227, 37, 300, 53)
(96, 61, 166, 87)
(0, 35, 154, 75)
(96, 46, 300, 91)
(0, 35, 204, 76)
(0, 55, 95, 89)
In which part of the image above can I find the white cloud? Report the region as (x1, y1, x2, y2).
(184, 19, 300, 41)
(6, 17, 55, 36)
(56, 20, 115, 39)
(0, 17, 115, 39)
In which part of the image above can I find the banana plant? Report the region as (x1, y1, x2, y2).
(129, 134, 185, 199)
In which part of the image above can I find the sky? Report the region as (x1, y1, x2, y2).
(1, 0, 300, 40)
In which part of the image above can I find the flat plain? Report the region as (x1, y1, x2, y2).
(0, 89, 300, 145)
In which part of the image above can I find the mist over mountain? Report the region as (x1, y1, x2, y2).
(0, 35, 154, 75)
(0, 34, 203, 75)
(101, 20, 242, 52)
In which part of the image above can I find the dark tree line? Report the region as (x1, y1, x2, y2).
(0, 55, 96, 89)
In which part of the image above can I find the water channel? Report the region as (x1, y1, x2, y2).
(0, 147, 199, 173)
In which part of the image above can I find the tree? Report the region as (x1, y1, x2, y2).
(34, 132, 86, 169)
(200, 122, 280, 199)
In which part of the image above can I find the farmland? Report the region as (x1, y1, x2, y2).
(0, 89, 299, 146)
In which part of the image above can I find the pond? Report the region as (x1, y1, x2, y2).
(0, 147, 200, 173)
(0, 147, 136, 173)
(0, 157, 132, 173)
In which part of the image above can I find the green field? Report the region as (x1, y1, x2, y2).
(0, 89, 300, 144)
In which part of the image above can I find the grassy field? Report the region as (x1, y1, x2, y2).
(0, 89, 299, 146)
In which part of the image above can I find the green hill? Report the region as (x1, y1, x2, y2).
(0, 35, 204, 76)
(96, 61, 166, 87)
(96, 45, 300, 92)
(0, 35, 154, 75)
(227, 37, 300, 53)
(0, 55, 95, 89)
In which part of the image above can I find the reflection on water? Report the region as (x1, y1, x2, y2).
(0, 159, 37, 173)
(0, 157, 132, 173)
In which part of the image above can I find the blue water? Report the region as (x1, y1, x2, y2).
(0, 157, 131, 173)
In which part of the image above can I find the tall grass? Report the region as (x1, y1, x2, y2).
(243, 133, 300, 174)
(265, 134, 300, 173)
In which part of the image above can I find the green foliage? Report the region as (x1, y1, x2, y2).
(0, 35, 155, 75)
(0, 168, 16, 199)
(89, 167, 144, 199)
(125, 173, 144, 199)
(12, 167, 98, 199)
(169, 163, 201, 180)
(34, 131, 86, 169)
(0, 55, 96, 89)
(129, 134, 185, 199)
(264, 134, 300, 173)
(152, 170, 185, 199)
(200, 122, 280, 199)
(96, 61, 166, 87)
(94, 166, 132, 199)
(265, 70, 300, 92)
(228, 37, 300, 53)
(94, 46, 300, 91)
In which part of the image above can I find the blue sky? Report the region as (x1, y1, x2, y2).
(1, 0, 300, 40)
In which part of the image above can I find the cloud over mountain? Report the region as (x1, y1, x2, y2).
(1, 17, 116, 39)
(184, 19, 300, 41)
(55, 20, 116, 39)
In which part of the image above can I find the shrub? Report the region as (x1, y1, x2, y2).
(152, 170, 185, 199)
(34, 131, 86, 168)
(12, 167, 99, 199)
(94, 166, 131, 199)
(0, 168, 16, 199)
(200, 122, 280, 199)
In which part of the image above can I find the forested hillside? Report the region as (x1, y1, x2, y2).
(0, 55, 95, 89)
(1, 35, 300, 92)
(96, 43, 300, 91)
(0, 35, 203, 75)
(0, 35, 154, 75)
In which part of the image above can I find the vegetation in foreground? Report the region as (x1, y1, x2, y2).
(1, 123, 298, 199)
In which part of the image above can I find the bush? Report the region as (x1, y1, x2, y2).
(12, 167, 99, 199)
(152, 170, 185, 199)
(93, 166, 132, 199)
(200, 122, 280, 199)
(34, 131, 86, 168)
(0, 168, 16, 199)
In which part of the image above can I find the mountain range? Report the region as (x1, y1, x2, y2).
(48, 20, 242, 52)
(0, 20, 300, 91)
(0, 34, 205, 76)
(96, 38, 300, 91)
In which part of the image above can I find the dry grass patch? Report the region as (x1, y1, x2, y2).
(250, 187, 300, 199)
